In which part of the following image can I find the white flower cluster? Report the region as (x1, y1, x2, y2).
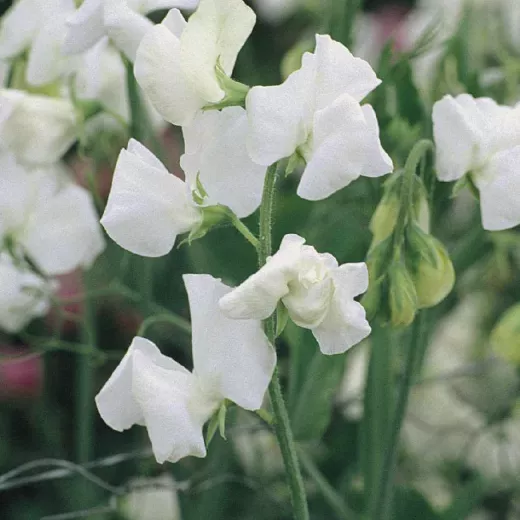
(96, 0, 389, 463)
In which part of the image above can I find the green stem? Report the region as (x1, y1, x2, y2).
(258, 162, 309, 520)
(372, 314, 425, 520)
(137, 313, 192, 337)
(230, 214, 259, 250)
(299, 449, 358, 520)
(76, 272, 97, 464)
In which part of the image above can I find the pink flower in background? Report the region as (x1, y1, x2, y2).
(0, 346, 43, 401)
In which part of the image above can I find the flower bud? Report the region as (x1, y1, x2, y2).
(387, 260, 418, 327)
(370, 172, 430, 245)
(405, 224, 455, 308)
(490, 303, 520, 365)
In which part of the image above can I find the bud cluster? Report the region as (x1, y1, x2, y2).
(362, 154, 455, 327)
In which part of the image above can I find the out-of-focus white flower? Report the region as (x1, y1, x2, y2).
(433, 94, 520, 231)
(337, 341, 369, 420)
(96, 274, 276, 463)
(246, 34, 392, 201)
(180, 107, 266, 218)
(220, 234, 371, 355)
(0, 153, 105, 276)
(0, 89, 78, 165)
(0, 253, 54, 333)
(251, 0, 300, 24)
(63, 0, 195, 62)
(120, 474, 181, 520)
(101, 139, 201, 257)
(135, 0, 255, 126)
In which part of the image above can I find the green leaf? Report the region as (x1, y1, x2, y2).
(289, 327, 347, 441)
(392, 487, 440, 520)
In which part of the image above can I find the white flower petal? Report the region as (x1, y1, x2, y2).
(312, 264, 371, 355)
(104, 0, 154, 61)
(433, 94, 484, 182)
(246, 54, 315, 166)
(185, 274, 275, 410)
(219, 234, 305, 320)
(95, 337, 188, 432)
(63, 0, 106, 55)
(135, 10, 204, 126)
(313, 34, 381, 109)
(180, 0, 255, 103)
(0, 0, 41, 59)
(22, 184, 105, 276)
(181, 107, 265, 218)
(0, 90, 77, 165)
(26, 15, 74, 86)
(131, 348, 210, 463)
(478, 146, 520, 231)
(142, 0, 197, 11)
(360, 104, 393, 177)
(101, 142, 200, 257)
(297, 94, 371, 201)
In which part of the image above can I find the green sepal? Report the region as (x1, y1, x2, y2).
(205, 401, 228, 446)
(275, 303, 289, 338)
(178, 204, 230, 247)
(203, 60, 250, 111)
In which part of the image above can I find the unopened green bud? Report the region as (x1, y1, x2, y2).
(405, 224, 455, 308)
(387, 261, 418, 327)
(490, 303, 520, 365)
(370, 172, 430, 245)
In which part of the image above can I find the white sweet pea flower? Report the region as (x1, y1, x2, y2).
(0, 253, 55, 333)
(433, 94, 520, 230)
(220, 234, 372, 355)
(180, 106, 266, 218)
(96, 274, 276, 463)
(246, 34, 393, 201)
(0, 90, 78, 165)
(101, 139, 202, 257)
(0, 153, 105, 276)
(135, 0, 255, 126)
(64, 0, 197, 62)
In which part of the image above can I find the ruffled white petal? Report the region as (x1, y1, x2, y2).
(104, 0, 154, 61)
(180, 0, 255, 103)
(63, 0, 105, 55)
(101, 141, 201, 257)
(95, 337, 185, 432)
(478, 146, 520, 231)
(181, 107, 265, 218)
(433, 94, 483, 181)
(297, 94, 371, 201)
(312, 264, 371, 355)
(131, 348, 210, 463)
(185, 274, 275, 411)
(21, 184, 105, 276)
(219, 234, 305, 320)
(360, 104, 393, 177)
(135, 9, 204, 126)
(313, 34, 381, 109)
(246, 55, 314, 166)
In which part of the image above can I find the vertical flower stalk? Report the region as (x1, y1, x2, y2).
(258, 162, 310, 520)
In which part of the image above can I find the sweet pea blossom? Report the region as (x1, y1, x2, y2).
(0, 253, 54, 333)
(101, 139, 202, 257)
(433, 94, 520, 230)
(220, 234, 372, 355)
(246, 34, 393, 201)
(0, 90, 77, 165)
(0, 153, 105, 276)
(96, 274, 275, 463)
(63, 0, 196, 62)
(180, 107, 266, 218)
(135, 0, 255, 126)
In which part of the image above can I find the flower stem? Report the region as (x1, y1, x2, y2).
(258, 162, 309, 520)
(372, 313, 425, 520)
(230, 214, 259, 250)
